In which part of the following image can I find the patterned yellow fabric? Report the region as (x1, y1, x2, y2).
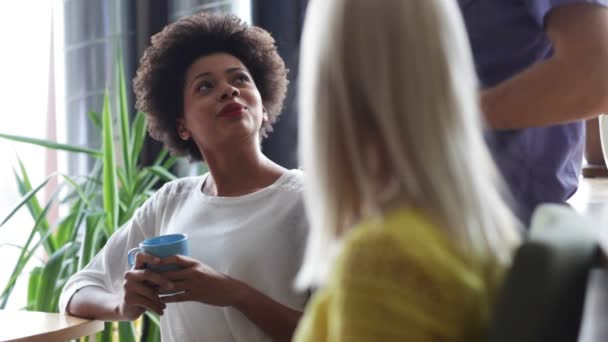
(293, 207, 500, 342)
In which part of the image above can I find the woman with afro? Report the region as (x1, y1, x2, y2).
(60, 12, 308, 342)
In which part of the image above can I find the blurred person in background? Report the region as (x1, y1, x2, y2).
(458, 0, 608, 224)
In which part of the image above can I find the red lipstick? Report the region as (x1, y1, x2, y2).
(219, 103, 244, 117)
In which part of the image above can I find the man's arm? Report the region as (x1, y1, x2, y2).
(482, 3, 608, 129)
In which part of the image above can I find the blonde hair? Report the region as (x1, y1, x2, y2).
(297, 0, 522, 288)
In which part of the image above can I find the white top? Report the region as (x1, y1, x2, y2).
(59, 169, 309, 342)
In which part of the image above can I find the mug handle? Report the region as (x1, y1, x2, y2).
(127, 247, 142, 267)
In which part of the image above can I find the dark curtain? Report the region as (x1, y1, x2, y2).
(132, 0, 170, 167)
(254, 0, 309, 169)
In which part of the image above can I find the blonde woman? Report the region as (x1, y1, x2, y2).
(293, 0, 522, 340)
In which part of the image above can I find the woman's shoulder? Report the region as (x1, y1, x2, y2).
(131, 176, 204, 218)
(342, 207, 451, 257)
(335, 207, 484, 289)
(309, 208, 494, 342)
(155, 175, 206, 198)
(275, 168, 305, 193)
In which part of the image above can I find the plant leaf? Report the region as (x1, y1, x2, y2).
(100, 322, 113, 342)
(102, 93, 119, 236)
(60, 174, 93, 207)
(87, 111, 102, 131)
(145, 311, 161, 327)
(26, 267, 43, 311)
(147, 165, 177, 182)
(143, 313, 162, 342)
(1, 174, 52, 228)
(36, 242, 80, 312)
(53, 205, 79, 248)
(0, 133, 102, 157)
(118, 321, 137, 341)
(0, 194, 56, 308)
(117, 56, 132, 184)
(130, 111, 147, 165)
(80, 219, 99, 269)
(162, 155, 178, 170)
(152, 148, 169, 166)
(13, 161, 55, 253)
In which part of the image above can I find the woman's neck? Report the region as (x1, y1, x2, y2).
(202, 145, 286, 197)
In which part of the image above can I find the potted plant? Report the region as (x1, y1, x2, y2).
(0, 59, 177, 341)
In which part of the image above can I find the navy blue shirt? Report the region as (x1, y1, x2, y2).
(458, 0, 608, 223)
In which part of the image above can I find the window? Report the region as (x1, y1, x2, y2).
(0, 0, 55, 309)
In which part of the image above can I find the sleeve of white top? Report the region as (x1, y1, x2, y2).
(58, 186, 164, 313)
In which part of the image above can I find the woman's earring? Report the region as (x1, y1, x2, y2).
(178, 128, 191, 141)
(177, 120, 191, 140)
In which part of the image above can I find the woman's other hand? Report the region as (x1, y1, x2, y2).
(156, 255, 245, 307)
(119, 252, 174, 320)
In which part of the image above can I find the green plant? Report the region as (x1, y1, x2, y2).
(0, 59, 177, 341)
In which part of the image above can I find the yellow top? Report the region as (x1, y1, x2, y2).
(293, 207, 499, 342)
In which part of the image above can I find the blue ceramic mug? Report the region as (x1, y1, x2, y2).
(127, 233, 189, 272)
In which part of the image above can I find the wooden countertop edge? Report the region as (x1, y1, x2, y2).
(1, 319, 104, 342)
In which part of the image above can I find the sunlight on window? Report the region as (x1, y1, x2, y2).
(234, 0, 252, 23)
(0, 0, 54, 309)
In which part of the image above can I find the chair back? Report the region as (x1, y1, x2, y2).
(487, 204, 599, 342)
